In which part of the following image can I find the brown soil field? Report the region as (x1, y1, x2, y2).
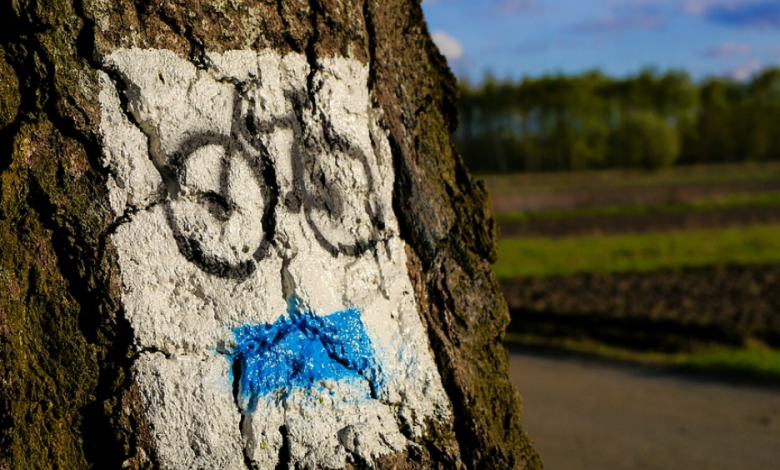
(490, 180, 780, 213)
(501, 264, 780, 351)
(500, 206, 780, 237)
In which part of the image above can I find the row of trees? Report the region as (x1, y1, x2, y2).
(455, 68, 780, 173)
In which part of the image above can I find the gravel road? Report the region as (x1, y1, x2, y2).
(510, 352, 780, 470)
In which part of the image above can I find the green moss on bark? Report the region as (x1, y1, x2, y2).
(1, 119, 98, 468)
(0, 46, 19, 129)
(0, 2, 147, 468)
(365, 2, 541, 468)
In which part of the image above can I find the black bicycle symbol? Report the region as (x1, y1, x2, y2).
(156, 89, 385, 280)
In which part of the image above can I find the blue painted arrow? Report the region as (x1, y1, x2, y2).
(228, 303, 385, 413)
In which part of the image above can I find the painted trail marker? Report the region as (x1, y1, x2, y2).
(98, 48, 451, 469)
(230, 303, 385, 412)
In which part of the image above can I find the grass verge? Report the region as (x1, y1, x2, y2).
(505, 334, 780, 385)
(494, 224, 780, 278)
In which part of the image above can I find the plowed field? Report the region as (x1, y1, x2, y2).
(486, 164, 780, 354)
(501, 263, 780, 351)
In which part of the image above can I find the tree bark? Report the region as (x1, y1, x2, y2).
(0, 1, 541, 469)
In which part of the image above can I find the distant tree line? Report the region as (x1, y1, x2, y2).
(454, 68, 780, 173)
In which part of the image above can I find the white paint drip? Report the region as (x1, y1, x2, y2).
(99, 48, 451, 470)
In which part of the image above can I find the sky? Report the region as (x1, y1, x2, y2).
(421, 0, 780, 82)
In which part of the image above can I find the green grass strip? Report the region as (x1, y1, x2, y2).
(675, 347, 780, 378)
(494, 224, 780, 278)
(505, 334, 780, 384)
(495, 191, 780, 223)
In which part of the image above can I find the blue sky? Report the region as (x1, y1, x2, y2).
(421, 0, 780, 82)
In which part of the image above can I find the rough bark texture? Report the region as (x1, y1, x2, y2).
(0, 1, 541, 469)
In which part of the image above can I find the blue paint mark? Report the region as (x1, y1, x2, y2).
(228, 302, 385, 412)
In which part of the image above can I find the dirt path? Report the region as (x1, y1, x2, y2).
(510, 352, 780, 470)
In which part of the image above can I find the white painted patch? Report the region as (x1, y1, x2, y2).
(99, 48, 451, 469)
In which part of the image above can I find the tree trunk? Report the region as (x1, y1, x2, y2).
(0, 1, 541, 469)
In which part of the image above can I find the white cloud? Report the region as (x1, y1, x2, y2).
(682, 0, 771, 16)
(731, 59, 762, 81)
(496, 0, 537, 13)
(683, 0, 737, 14)
(569, 1, 673, 34)
(683, 0, 710, 14)
(705, 41, 753, 57)
(432, 30, 465, 60)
